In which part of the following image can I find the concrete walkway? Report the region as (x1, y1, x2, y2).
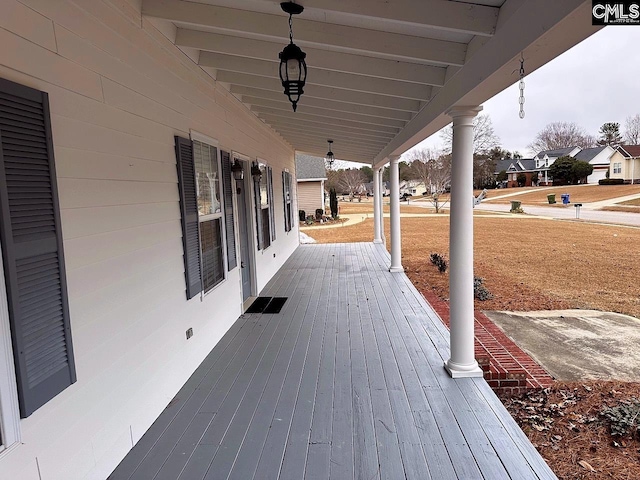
(475, 202, 640, 227)
(484, 310, 640, 382)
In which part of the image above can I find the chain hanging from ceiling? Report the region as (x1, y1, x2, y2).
(519, 53, 526, 119)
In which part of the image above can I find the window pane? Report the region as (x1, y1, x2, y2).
(194, 141, 221, 215)
(200, 218, 224, 291)
(261, 208, 271, 249)
(260, 164, 268, 207)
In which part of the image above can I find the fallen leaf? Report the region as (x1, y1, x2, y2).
(578, 460, 596, 472)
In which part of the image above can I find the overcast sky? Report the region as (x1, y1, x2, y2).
(404, 26, 640, 160)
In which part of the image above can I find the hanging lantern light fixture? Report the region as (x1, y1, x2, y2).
(325, 140, 335, 168)
(279, 2, 307, 112)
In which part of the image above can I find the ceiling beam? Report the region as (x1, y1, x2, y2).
(258, 114, 397, 139)
(256, 113, 394, 142)
(251, 106, 400, 135)
(176, 29, 447, 86)
(142, 0, 467, 66)
(274, 129, 388, 149)
(277, 125, 389, 150)
(215, 71, 422, 112)
(200, 52, 432, 100)
(231, 87, 413, 121)
(295, 0, 498, 37)
(271, 124, 392, 144)
(242, 97, 405, 128)
(289, 142, 381, 158)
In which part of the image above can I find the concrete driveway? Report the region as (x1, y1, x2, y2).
(484, 310, 640, 381)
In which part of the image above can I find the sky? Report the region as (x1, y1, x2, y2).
(399, 26, 640, 161)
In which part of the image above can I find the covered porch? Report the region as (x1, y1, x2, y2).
(111, 243, 555, 480)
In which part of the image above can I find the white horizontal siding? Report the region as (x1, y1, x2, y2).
(297, 181, 324, 214)
(0, 0, 298, 478)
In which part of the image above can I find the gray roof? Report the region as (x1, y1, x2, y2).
(574, 146, 606, 161)
(295, 154, 327, 180)
(535, 147, 577, 158)
(494, 158, 536, 174)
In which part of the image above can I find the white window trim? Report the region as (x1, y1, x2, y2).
(190, 134, 228, 296)
(0, 243, 21, 454)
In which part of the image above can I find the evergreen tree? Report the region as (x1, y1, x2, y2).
(598, 122, 623, 147)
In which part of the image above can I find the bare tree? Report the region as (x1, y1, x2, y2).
(406, 148, 451, 193)
(440, 114, 500, 155)
(527, 121, 596, 154)
(624, 114, 640, 145)
(338, 168, 367, 196)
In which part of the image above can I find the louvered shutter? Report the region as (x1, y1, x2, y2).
(268, 167, 276, 242)
(282, 171, 290, 232)
(0, 78, 76, 418)
(220, 151, 237, 271)
(175, 136, 202, 299)
(253, 171, 263, 250)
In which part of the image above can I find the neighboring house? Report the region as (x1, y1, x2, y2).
(496, 146, 614, 187)
(613, 145, 640, 183)
(494, 158, 537, 187)
(573, 146, 616, 184)
(296, 154, 327, 216)
(533, 147, 581, 185)
(399, 180, 428, 195)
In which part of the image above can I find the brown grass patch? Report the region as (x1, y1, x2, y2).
(600, 206, 640, 214)
(619, 198, 640, 206)
(336, 199, 442, 215)
(485, 185, 640, 205)
(306, 216, 640, 318)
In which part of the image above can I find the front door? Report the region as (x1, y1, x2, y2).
(235, 170, 252, 302)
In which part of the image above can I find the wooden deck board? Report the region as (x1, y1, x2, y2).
(110, 243, 557, 480)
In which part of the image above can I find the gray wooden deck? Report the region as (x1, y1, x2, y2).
(110, 243, 556, 480)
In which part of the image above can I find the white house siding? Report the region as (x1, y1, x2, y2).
(297, 181, 325, 216)
(0, 1, 297, 479)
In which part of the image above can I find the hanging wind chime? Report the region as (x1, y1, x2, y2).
(518, 54, 526, 119)
(279, 2, 307, 112)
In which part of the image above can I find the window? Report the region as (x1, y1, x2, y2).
(0, 77, 76, 432)
(193, 140, 225, 292)
(254, 162, 275, 250)
(282, 171, 293, 232)
(175, 135, 236, 299)
(613, 163, 622, 174)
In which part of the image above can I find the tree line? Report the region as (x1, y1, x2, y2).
(324, 114, 640, 194)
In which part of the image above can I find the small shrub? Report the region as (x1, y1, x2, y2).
(602, 400, 640, 437)
(430, 253, 448, 273)
(599, 178, 625, 185)
(474, 277, 493, 301)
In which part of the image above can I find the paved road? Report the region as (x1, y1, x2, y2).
(475, 202, 640, 227)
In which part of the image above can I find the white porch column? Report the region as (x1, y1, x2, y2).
(445, 106, 483, 378)
(388, 155, 403, 273)
(373, 167, 383, 244)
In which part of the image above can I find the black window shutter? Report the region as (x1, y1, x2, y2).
(220, 151, 237, 271)
(174, 136, 202, 299)
(268, 167, 276, 242)
(282, 171, 290, 232)
(253, 171, 263, 250)
(0, 78, 76, 418)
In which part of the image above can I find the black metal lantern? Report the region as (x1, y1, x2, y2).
(325, 140, 334, 167)
(231, 159, 244, 180)
(251, 162, 262, 180)
(279, 2, 307, 112)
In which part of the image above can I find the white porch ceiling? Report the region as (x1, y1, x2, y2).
(143, 0, 599, 166)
